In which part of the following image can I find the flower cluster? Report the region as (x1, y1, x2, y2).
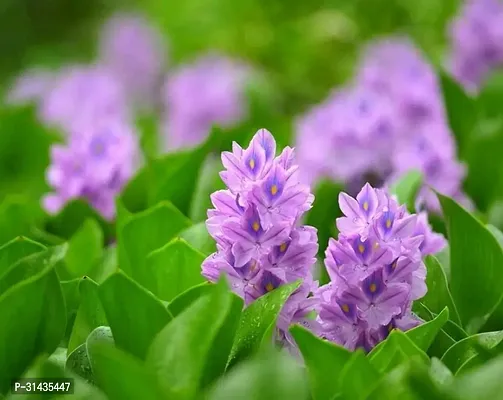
(295, 37, 470, 213)
(202, 129, 319, 347)
(42, 117, 140, 220)
(447, 0, 503, 93)
(314, 183, 446, 352)
(161, 54, 250, 151)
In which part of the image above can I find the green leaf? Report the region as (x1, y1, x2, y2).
(440, 331, 503, 374)
(0, 236, 45, 278)
(449, 354, 503, 400)
(208, 350, 309, 400)
(0, 260, 65, 394)
(0, 244, 67, 295)
(144, 238, 206, 302)
(179, 222, 216, 256)
(64, 218, 103, 279)
(118, 201, 191, 285)
(0, 197, 40, 246)
(44, 199, 113, 241)
(407, 307, 449, 352)
(68, 277, 108, 354)
(339, 350, 381, 400)
(88, 244, 118, 284)
(167, 282, 213, 317)
(227, 280, 302, 368)
(390, 169, 423, 212)
(146, 278, 239, 399)
(370, 330, 429, 373)
(60, 278, 81, 346)
(89, 344, 166, 400)
(290, 325, 351, 400)
(421, 256, 461, 325)
(66, 326, 114, 385)
(438, 193, 503, 331)
(99, 272, 172, 360)
(439, 71, 477, 157)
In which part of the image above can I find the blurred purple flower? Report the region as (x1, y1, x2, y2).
(295, 37, 470, 213)
(315, 184, 443, 352)
(99, 12, 167, 111)
(447, 0, 503, 93)
(161, 54, 250, 151)
(38, 65, 129, 132)
(5, 68, 55, 106)
(42, 117, 140, 220)
(202, 129, 318, 351)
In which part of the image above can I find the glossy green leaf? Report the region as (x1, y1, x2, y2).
(339, 350, 381, 400)
(438, 193, 503, 331)
(370, 330, 429, 373)
(89, 342, 166, 400)
(290, 325, 351, 400)
(439, 71, 477, 157)
(208, 350, 309, 400)
(68, 277, 108, 354)
(0, 236, 45, 277)
(390, 169, 423, 212)
(145, 238, 206, 302)
(0, 260, 65, 394)
(179, 222, 216, 256)
(118, 201, 191, 285)
(0, 196, 40, 246)
(0, 244, 67, 296)
(406, 307, 449, 351)
(441, 331, 503, 374)
(64, 218, 103, 279)
(60, 277, 81, 346)
(99, 272, 172, 360)
(227, 280, 301, 368)
(146, 278, 238, 399)
(483, 225, 503, 331)
(167, 282, 213, 317)
(88, 244, 118, 284)
(421, 256, 461, 325)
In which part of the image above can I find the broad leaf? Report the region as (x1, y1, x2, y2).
(99, 272, 173, 360)
(179, 222, 216, 256)
(145, 238, 206, 302)
(438, 194, 503, 331)
(390, 169, 423, 212)
(0, 236, 45, 277)
(227, 280, 301, 368)
(406, 307, 449, 352)
(290, 325, 351, 400)
(167, 282, 213, 317)
(339, 350, 381, 400)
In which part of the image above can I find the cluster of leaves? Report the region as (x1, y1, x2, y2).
(3, 154, 503, 399)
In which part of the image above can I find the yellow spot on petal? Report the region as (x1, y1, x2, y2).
(265, 282, 274, 292)
(373, 242, 380, 249)
(250, 261, 257, 271)
(271, 184, 278, 195)
(391, 260, 398, 269)
(386, 219, 392, 229)
(341, 304, 350, 313)
(363, 201, 369, 211)
(358, 244, 365, 254)
(369, 283, 377, 293)
(249, 158, 255, 169)
(279, 243, 287, 252)
(252, 221, 260, 232)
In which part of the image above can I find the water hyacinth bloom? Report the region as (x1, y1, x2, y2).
(447, 0, 503, 93)
(5, 68, 55, 106)
(296, 37, 469, 213)
(161, 54, 250, 151)
(99, 13, 167, 110)
(202, 129, 319, 349)
(315, 183, 446, 352)
(42, 117, 140, 220)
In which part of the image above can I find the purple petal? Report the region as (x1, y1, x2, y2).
(339, 192, 361, 219)
(392, 214, 418, 238)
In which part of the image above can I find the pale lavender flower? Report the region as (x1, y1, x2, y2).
(315, 184, 443, 352)
(161, 54, 250, 151)
(99, 12, 167, 110)
(42, 117, 140, 220)
(38, 65, 129, 131)
(447, 0, 503, 93)
(202, 129, 318, 350)
(5, 68, 55, 106)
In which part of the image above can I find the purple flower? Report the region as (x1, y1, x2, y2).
(5, 68, 55, 106)
(161, 54, 250, 151)
(42, 117, 140, 220)
(38, 65, 129, 131)
(202, 129, 318, 351)
(315, 184, 437, 352)
(447, 0, 503, 93)
(99, 12, 167, 111)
